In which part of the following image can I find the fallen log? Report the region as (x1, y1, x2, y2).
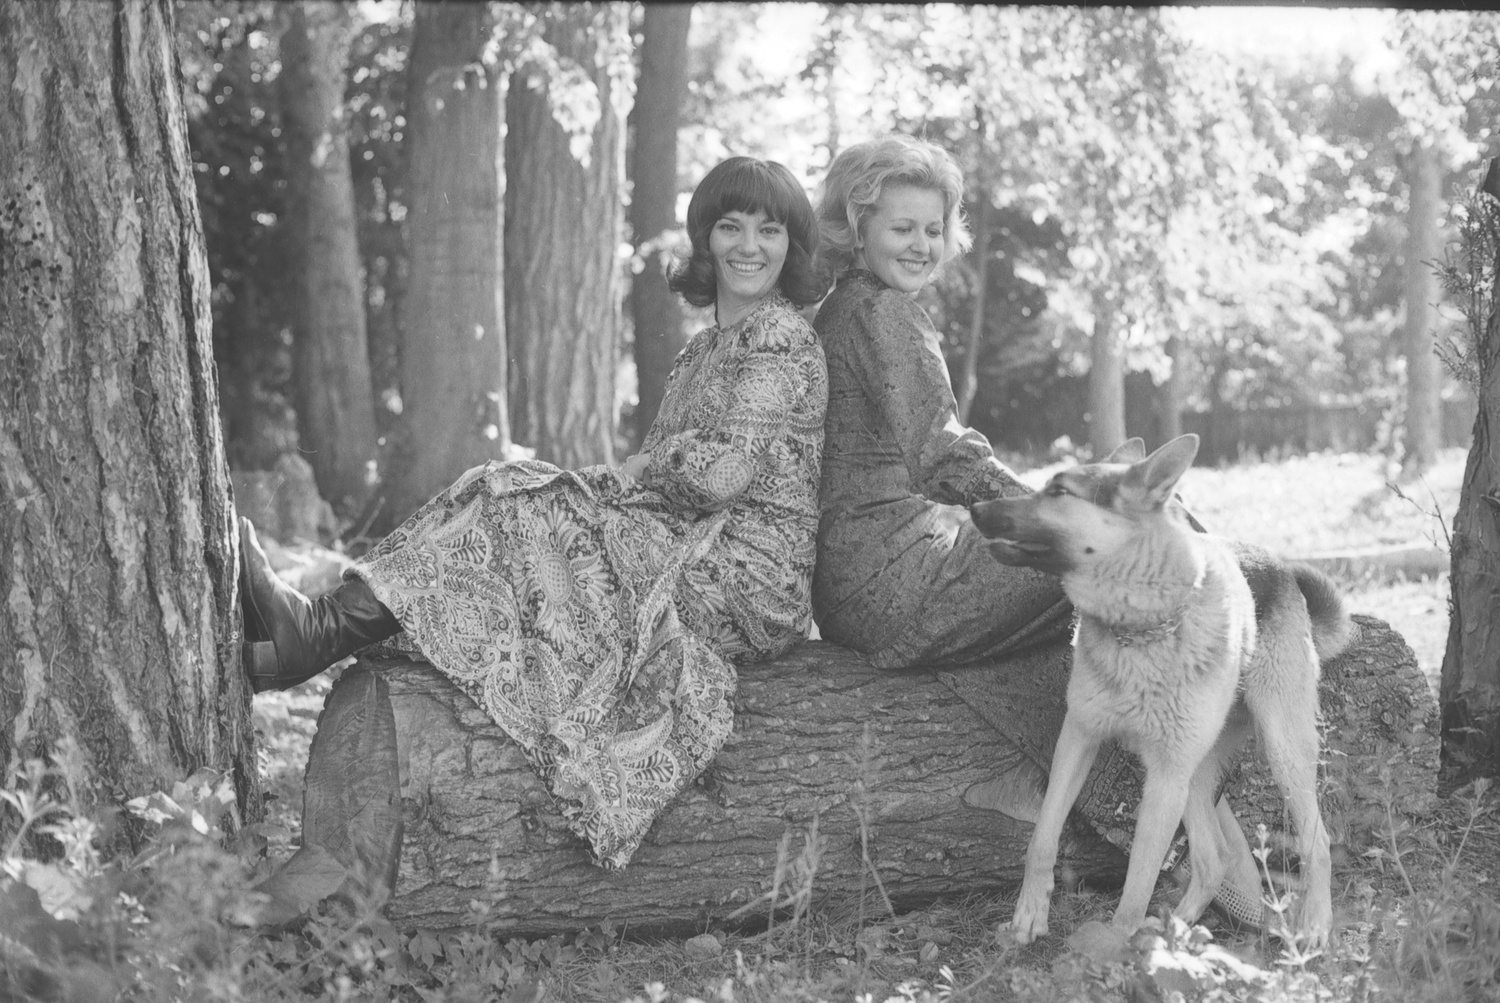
(290, 614, 1438, 937)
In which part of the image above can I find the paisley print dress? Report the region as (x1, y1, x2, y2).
(351, 293, 826, 868)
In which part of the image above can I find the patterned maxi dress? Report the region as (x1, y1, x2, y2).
(350, 293, 826, 868)
(812, 269, 1071, 669)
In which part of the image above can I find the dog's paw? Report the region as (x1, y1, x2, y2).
(1006, 895, 1051, 945)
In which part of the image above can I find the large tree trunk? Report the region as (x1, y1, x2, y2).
(505, 3, 631, 469)
(627, 2, 692, 450)
(379, 1, 510, 531)
(1440, 160, 1500, 777)
(1088, 288, 1128, 455)
(279, 0, 380, 516)
(296, 617, 1435, 936)
(0, 0, 257, 825)
(1402, 142, 1444, 480)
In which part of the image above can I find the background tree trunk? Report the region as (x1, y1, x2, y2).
(1088, 289, 1128, 455)
(505, 4, 631, 469)
(379, 1, 509, 531)
(1402, 142, 1444, 480)
(298, 616, 1436, 936)
(0, 0, 257, 824)
(627, 2, 692, 451)
(1155, 335, 1185, 443)
(1440, 160, 1500, 778)
(279, 0, 379, 516)
(957, 185, 991, 426)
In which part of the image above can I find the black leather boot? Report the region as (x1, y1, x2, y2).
(238, 517, 401, 693)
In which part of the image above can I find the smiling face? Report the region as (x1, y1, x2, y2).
(709, 209, 789, 325)
(855, 184, 947, 294)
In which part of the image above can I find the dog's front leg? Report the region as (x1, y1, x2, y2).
(1008, 714, 1100, 944)
(1114, 769, 1193, 929)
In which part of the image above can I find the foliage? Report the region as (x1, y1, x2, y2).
(6, 735, 1495, 1002)
(1435, 168, 1500, 391)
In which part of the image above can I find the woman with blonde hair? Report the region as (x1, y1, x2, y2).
(812, 137, 1273, 935)
(811, 135, 1071, 668)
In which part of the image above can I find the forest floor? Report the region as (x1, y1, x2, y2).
(240, 447, 1496, 1003)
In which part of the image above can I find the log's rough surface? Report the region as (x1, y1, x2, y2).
(362, 640, 1124, 936)
(308, 614, 1438, 936)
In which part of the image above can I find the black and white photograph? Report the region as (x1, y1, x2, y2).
(1, 2, 1497, 1000)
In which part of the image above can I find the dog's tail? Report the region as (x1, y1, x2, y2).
(1293, 564, 1354, 661)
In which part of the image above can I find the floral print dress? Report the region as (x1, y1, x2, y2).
(351, 293, 826, 868)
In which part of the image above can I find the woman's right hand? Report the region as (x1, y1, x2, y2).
(619, 452, 652, 480)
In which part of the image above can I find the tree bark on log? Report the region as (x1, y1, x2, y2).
(0, 0, 255, 825)
(298, 615, 1437, 937)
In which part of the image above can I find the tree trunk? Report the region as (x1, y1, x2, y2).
(1402, 142, 1444, 480)
(297, 616, 1435, 936)
(1088, 288, 1128, 455)
(627, 2, 692, 451)
(279, 0, 380, 516)
(505, 4, 630, 469)
(1155, 335, 1185, 443)
(1440, 161, 1500, 777)
(379, 1, 510, 531)
(957, 186, 991, 425)
(0, 0, 257, 826)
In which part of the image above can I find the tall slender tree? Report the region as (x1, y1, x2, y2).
(0, 0, 257, 821)
(381, 0, 510, 528)
(628, 2, 693, 449)
(279, 0, 379, 516)
(1402, 142, 1445, 478)
(505, 3, 633, 468)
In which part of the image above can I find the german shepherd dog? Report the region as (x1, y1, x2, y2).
(969, 434, 1350, 947)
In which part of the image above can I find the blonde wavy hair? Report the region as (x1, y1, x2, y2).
(815, 136, 973, 277)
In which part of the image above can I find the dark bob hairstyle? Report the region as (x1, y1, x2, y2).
(668, 157, 829, 309)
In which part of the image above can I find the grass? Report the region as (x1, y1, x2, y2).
(4, 447, 1495, 1003)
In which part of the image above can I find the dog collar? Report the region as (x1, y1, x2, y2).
(1109, 603, 1190, 646)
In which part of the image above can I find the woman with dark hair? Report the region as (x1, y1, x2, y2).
(239, 156, 829, 868)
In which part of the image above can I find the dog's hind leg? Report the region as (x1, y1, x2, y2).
(1172, 761, 1232, 924)
(1247, 646, 1333, 947)
(1008, 714, 1101, 944)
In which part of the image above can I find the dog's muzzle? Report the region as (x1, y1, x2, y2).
(969, 498, 1058, 569)
(969, 498, 1016, 538)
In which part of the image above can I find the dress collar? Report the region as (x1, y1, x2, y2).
(715, 291, 789, 332)
(840, 268, 886, 291)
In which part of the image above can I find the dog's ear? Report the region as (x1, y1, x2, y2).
(1103, 437, 1146, 464)
(1132, 434, 1199, 506)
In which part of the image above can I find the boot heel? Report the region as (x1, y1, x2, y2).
(243, 640, 281, 692)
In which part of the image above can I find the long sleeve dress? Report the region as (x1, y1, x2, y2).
(812, 269, 1070, 670)
(350, 293, 826, 868)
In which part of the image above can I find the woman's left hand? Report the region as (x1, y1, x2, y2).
(620, 452, 653, 480)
